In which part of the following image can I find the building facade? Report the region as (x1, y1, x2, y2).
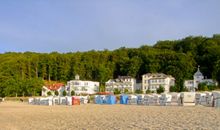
(105, 76, 136, 93)
(142, 73, 175, 93)
(41, 83, 65, 96)
(184, 66, 217, 91)
(184, 80, 194, 91)
(67, 74, 99, 95)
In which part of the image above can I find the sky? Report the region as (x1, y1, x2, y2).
(0, 0, 220, 53)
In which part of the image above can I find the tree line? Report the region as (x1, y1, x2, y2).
(0, 34, 220, 97)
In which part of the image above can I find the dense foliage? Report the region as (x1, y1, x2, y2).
(71, 90, 75, 96)
(55, 90, 59, 96)
(135, 89, 143, 94)
(0, 35, 220, 97)
(156, 85, 165, 94)
(113, 88, 121, 95)
(62, 90, 67, 96)
(198, 82, 217, 91)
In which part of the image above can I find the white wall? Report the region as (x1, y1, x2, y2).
(67, 80, 99, 95)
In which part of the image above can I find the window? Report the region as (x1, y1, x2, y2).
(74, 82, 79, 85)
(84, 82, 88, 86)
(82, 87, 87, 91)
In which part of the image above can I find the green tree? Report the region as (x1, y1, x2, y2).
(71, 90, 75, 96)
(170, 85, 178, 92)
(145, 89, 151, 94)
(124, 88, 129, 94)
(55, 90, 59, 96)
(62, 90, 67, 96)
(198, 83, 209, 91)
(156, 85, 165, 94)
(213, 60, 220, 86)
(99, 85, 105, 92)
(207, 85, 216, 91)
(113, 88, 121, 95)
(0, 35, 220, 96)
(135, 89, 143, 94)
(47, 91, 52, 96)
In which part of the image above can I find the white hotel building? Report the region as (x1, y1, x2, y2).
(142, 73, 175, 93)
(184, 66, 217, 92)
(67, 74, 99, 95)
(105, 76, 136, 93)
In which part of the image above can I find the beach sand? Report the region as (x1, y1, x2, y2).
(0, 101, 219, 130)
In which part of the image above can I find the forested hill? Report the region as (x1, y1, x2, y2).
(1, 34, 220, 97)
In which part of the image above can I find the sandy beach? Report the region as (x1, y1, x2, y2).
(0, 101, 219, 130)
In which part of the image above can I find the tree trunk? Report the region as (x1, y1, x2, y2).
(35, 67, 38, 78)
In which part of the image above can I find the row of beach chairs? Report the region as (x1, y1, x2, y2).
(28, 91, 220, 108)
(28, 96, 89, 106)
(121, 91, 220, 108)
(195, 91, 220, 107)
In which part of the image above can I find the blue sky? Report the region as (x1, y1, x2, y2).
(0, 0, 220, 53)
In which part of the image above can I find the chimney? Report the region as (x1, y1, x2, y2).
(75, 74, 79, 80)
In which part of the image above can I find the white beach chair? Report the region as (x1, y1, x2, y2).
(28, 98, 34, 105)
(169, 92, 180, 106)
(179, 92, 195, 106)
(206, 92, 213, 107)
(128, 95, 137, 105)
(137, 94, 145, 105)
(144, 95, 153, 106)
(159, 94, 172, 106)
(212, 91, 220, 108)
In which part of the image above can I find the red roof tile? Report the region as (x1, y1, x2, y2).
(96, 92, 113, 95)
(45, 83, 64, 91)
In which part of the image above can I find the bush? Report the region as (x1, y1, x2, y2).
(198, 82, 218, 91)
(71, 90, 75, 96)
(145, 89, 151, 94)
(89, 95, 95, 103)
(99, 85, 105, 92)
(55, 90, 59, 96)
(170, 85, 178, 92)
(135, 89, 143, 94)
(207, 85, 216, 90)
(198, 83, 206, 91)
(113, 88, 121, 95)
(47, 91, 52, 96)
(156, 86, 165, 94)
(182, 87, 189, 92)
(62, 90, 67, 96)
(124, 88, 129, 94)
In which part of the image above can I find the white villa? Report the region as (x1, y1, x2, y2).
(142, 73, 175, 93)
(105, 76, 136, 93)
(41, 83, 65, 96)
(67, 74, 99, 95)
(184, 66, 217, 92)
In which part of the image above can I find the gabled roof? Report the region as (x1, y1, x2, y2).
(143, 73, 174, 79)
(118, 76, 134, 79)
(45, 83, 64, 91)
